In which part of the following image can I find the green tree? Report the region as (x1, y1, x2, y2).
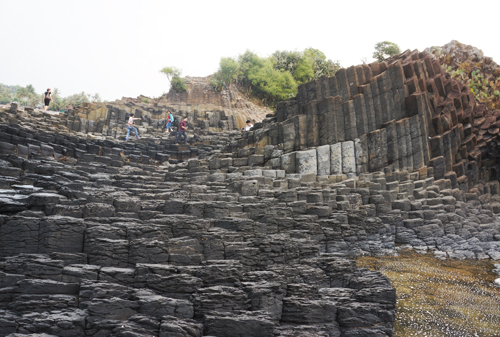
(89, 93, 102, 103)
(0, 84, 36, 105)
(209, 48, 341, 107)
(0, 83, 103, 110)
(159, 67, 181, 82)
(67, 92, 89, 107)
(16, 87, 31, 106)
(247, 59, 297, 106)
(170, 77, 187, 92)
(49, 88, 63, 111)
(160, 66, 186, 92)
(293, 56, 315, 84)
(210, 57, 240, 91)
(0, 84, 12, 104)
(219, 58, 240, 84)
(271, 48, 340, 84)
(25, 84, 36, 95)
(22, 84, 40, 106)
(373, 41, 401, 62)
(304, 48, 341, 78)
(237, 50, 266, 86)
(272, 50, 302, 73)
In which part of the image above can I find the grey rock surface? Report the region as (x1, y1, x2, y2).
(3, 48, 500, 337)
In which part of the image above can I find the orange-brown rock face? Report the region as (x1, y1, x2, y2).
(165, 76, 271, 128)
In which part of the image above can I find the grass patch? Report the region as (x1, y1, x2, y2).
(357, 250, 500, 337)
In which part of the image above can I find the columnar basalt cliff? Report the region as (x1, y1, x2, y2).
(166, 77, 270, 125)
(231, 48, 500, 191)
(0, 43, 499, 337)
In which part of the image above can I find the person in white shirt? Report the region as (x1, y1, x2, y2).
(244, 120, 254, 131)
(126, 113, 141, 141)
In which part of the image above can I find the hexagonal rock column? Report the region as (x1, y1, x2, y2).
(296, 149, 317, 175)
(341, 141, 356, 174)
(330, 143, 342, 175)
(280, 152, 296, 174)
(316, 145, 331, 176)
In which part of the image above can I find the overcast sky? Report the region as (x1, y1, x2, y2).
(1, 0, 499, 101)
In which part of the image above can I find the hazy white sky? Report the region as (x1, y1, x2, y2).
(1, 0, 499, 101)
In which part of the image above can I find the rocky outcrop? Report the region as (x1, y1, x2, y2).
(2, 43, 500, 337)
(166, 77, 270, 126)
(0, 104, 395, 336)
(424, 40, 500, 78)
(233, 47, 500, 193)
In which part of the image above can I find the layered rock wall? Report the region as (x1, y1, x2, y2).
(236, 49, 499, 194)
(0, 99, 397, 337)
(163, 76, 271, 128)
(64, 99, 240, 136)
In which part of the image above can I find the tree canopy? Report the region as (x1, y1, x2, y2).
(373, 41, 401, 63)
(160, 66, 186, 92)
(210, 48, 341, 107)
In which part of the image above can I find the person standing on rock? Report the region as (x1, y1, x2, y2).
(165, 110, 174, 133)
(175, 116, 189, 145)
(43, 88, 52, 111)
(126, 113, 141, 142)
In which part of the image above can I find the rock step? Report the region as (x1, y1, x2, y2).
(0, 122, 225, 166)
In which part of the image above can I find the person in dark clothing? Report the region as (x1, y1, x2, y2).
(43, 88, 52, 111)
(175, 116, 189, 145)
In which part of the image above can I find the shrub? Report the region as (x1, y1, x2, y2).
(444, 65, 500, 108)
(458, 61, 472, 74)
(160, 66, 187, 92)
(247, 60, 297, 106)
(171, 77, 187, 92)
(433, 44, 500, 109)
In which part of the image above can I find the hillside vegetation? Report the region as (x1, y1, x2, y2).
(427, 41, 500, 109)
(210, 48, 341, 107)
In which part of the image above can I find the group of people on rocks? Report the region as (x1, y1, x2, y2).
(43, 87, 254, 145)
(41, 86, 253, 144)
(126, 110, 189, 145)
(126, 111, 255, 144)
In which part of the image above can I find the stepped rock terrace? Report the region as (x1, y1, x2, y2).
(1, 46, 500, 337)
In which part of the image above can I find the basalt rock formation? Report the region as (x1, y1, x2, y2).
(218, 46, 500, 258)
(53, 77, 272, 143)
(425, 40, 500, 80)
(0, 105, 395, 337)
(166, 77, 270, 126)
(0, 43, 500, 337)
(61, 77, 270, 140)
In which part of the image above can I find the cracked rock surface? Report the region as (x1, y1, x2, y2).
(2, 46, 500, 336)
